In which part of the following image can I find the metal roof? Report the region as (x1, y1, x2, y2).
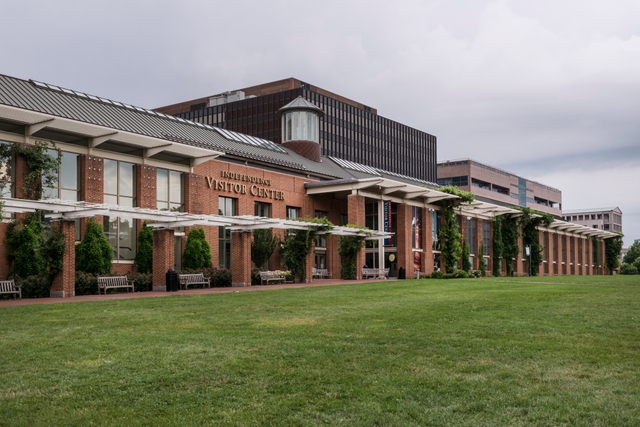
(0, 74, 341, 177)
(278, 96, 325, 116)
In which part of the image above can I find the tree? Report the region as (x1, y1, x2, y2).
(623, 239, 640, 265)
(604, 235, 624, 274)
(134, 223, 153, 274)
(7, 220, 45, 278)
(76, 220, 113, 274)
(183, 227, 212, 269)
(461, 239, 472, 272)
(251, 228, 279, 270)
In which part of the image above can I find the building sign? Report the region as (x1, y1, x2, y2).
(383, 200, 392, 245)
(206, 171, 285, 200)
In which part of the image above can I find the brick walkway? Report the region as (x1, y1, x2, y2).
(0, 278, 392, 307)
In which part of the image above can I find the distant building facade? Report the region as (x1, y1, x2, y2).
(155, 78, 438, 183)
(562, 207, 622, 233)
(437, 159, 562, 216)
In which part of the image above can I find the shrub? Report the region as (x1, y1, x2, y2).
(338, 229, 367, 279)
(75, 271, 98, 296)
(430, 271, 444, 279)
(620, 263, 638, 275)
(461, 240, 472, 272)
(131, 272, 153, 292)
(179, 267, 231, 287)
(472, 270, 481, 278)
(183, 228, 212, 269)
(76, 220, 112, 275)
(12, 274, 50, 298)
(455, 270, 469, 279)
(7, 221, 45, 278)
(134, 223, 153, 274)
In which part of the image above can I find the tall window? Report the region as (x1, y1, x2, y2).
(255, 202, 270, 217)
(467, 218, 476, 255)
(365, 202, 379, 268)
(157, 168, 183, 211)
(432, 210, 441, 251)
(44, 150, 80, 240)
(0, 142, 14, 208)
(103, 160, 136, 261)
(219, 196, 237, 269)
(314, 210, 328, 269)
(43, 150, 79, 201)
(482, 221, 491, 255)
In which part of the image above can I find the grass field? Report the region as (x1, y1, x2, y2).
(1, 275, 639, 426)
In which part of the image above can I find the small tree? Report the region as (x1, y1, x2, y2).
(604, 234, 624, 274)
(183, 227, 212, 269)
(76, 220, 113, 274)
(251, 228, 279, 270)
(502, 215, 520, 277)
(7, 220, 45, 278)
(338, 225, 368, 279)
(623, 239, 640, 265)
(461, 239, 472, 272)
(134, 222, 153, 274)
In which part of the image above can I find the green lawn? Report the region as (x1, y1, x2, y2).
(1, 276, 639, 426)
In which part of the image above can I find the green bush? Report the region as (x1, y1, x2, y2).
(183, 228, 212, 269)
(430, 271, 444, 279)
(76, 220, 112, 275)
(251, 229, 279, 269)
(7, 221, 45, 278)
(134, 223, 153, 274)
(620, 263, 638, 275)
(131, 273, 153, 292)
(455, 270, 470, 279)
(180, 267, 231, 287)
(11, 274, 50, 298)
(75, 271, 98, 296)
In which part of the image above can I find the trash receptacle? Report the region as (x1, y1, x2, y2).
(166, 268, 179, 292)
(398, 267, 406, 279)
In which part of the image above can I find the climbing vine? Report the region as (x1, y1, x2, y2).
(517, 207, 554, 276)
(461, 239, 472, 272)
(0, 140, 61, 201)
(501, 215, 520, 277)
(492, 215, 504, 276)
(338, 224, 370, 279)
(280, 217, 332, 282)
(438, 185, 475, 273)
(251, 228, 280, 270)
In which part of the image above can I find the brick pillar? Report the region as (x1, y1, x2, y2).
(347, 194, 366, 279)
(396, 203, 413, 278)
(231, 231, 252, 287)
(152, 229, 175, 291)
(305, 239, 315, 283)
(585, 238, 593, 275)
(50, 220, 76, 298)
(571, 235, 579, 275)
(545, 230, 553, 276)
(475, 219, 483, 272)
(515, 228, 524, 276)
(558, 234, 565, 275)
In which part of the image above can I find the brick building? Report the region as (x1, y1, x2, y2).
(0, 74, 617, 298)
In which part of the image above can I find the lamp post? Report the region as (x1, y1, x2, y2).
(525, 245, 532, 276)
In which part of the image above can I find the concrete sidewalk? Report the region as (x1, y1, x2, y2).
(0, 278, 393, 307)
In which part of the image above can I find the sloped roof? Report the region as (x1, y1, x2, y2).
(278, 96, 325, 116)
(0, 74, 341, 178)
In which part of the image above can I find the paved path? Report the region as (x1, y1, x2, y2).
(0, 278, 394, 307)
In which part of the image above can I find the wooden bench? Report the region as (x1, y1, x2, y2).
(259, 271, 286, 285)
(0, 279, 21, 300)
(97, 276, 134, 295)
(178, 273, 211, 290)
(361, 268, 390, 279)
(312, 268, 332, 279)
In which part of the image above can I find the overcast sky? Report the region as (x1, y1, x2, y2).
(2, 0, 639, 246)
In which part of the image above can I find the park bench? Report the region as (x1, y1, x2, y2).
(178, 273, 211, 290)
(312, 268, 332, 279)
(259, 271, 286, 285)
(0, 279, 21, 300)
(97, 276, 135, 295)
(361, 268, 390, 279)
